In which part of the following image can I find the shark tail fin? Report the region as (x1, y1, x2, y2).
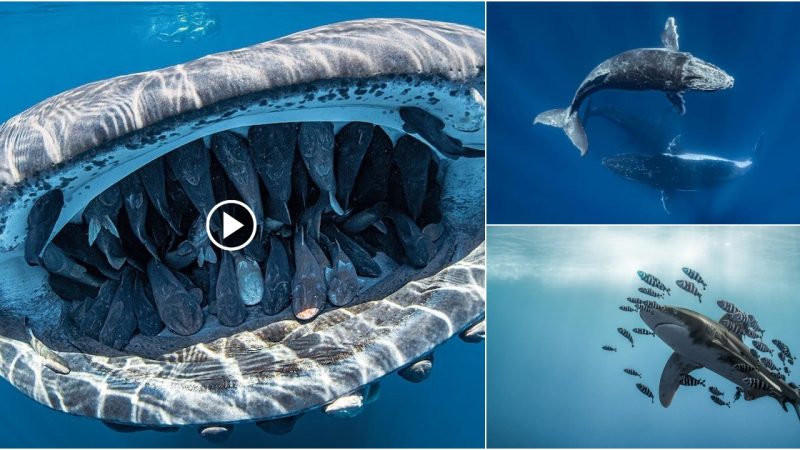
(534, 107, 588, 156)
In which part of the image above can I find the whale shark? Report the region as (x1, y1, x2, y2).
(0, 19, 486, 434)
(639, 305, 800, 421)
(602, 135, 762, 213)
(534, 17, 733, 156)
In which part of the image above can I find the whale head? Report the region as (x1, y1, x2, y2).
(681, 55, 734, 91)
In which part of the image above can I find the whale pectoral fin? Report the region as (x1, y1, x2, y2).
(666, 92, 686, 115)
(660, 190, 673, 215)
(666, 135, 681, 154)
(661, 17, 679, 51)
(660, 352, 702, 408)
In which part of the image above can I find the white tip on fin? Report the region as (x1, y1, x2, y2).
(661, 17, 679, 51)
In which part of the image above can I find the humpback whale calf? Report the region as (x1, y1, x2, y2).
(534, 17, 733, 156)
(0, 19, 486, 434)
(639, 305, 800, 421)
(602, 135, 763, 213)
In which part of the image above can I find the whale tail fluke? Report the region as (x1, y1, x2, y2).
(534, 107, 588, 156)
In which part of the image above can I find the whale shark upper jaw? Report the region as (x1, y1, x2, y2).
(681, 56, 735, 91)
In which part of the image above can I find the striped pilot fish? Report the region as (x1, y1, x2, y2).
(773, 339, 794, 361)
(638, 287, 664, 299)
(636, 383, 655, 403)
(710, 395, 730, 408)
(624, 368, 642, 378)
(753, 340, 773, 354)
(680, 374, 706, 387)
(637, 270, 671, 295)
(681, 267, 707, 290)
(618, 327, 635, 348)
(632, 327, 655, 337)
(717, 299, 742, 315)
(676, 279, 702, 302)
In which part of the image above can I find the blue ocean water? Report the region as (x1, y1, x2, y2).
(488, 3, 800, 224)
(0, 3, 484, 447)
(487, 226, 800, 447)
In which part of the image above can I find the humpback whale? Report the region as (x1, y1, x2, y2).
(582, 100, 679, 155)
(0, 19, 486, 433)
(639, 305, 800, 421)
(602, 135, 762, 213)
(534, 17, 733, 156)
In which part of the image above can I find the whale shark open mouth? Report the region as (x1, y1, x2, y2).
(0, 19, 485, 431)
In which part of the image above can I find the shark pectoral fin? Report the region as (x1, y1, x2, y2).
(660, 190, 673, 215)
(661, 17, 679, 51)
(666, 92, 686, 115)
(660, 352, 702, 408)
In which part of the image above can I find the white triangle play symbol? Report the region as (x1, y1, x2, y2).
(222, 212, 244, 239)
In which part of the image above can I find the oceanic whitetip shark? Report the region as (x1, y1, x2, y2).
(640, 305, 800, 421)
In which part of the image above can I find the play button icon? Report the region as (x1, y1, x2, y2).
(222, 212, 244, 239)
(206, 200, 257, 251)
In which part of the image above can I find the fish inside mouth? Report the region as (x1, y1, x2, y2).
(28, 120, 458, 358)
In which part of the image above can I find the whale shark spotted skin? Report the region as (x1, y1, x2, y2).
(640, 305, 800, 421)
(0, 19, 486, 429)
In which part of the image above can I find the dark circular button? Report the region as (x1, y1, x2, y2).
(206, 200, 256, 251)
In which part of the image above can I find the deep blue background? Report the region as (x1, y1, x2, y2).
(0, 2, 484, 447)
(488, 2, 800, 224)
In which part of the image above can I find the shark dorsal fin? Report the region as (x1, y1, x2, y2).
(661, 17, 679, 51)
(660, 352, 702, 407)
